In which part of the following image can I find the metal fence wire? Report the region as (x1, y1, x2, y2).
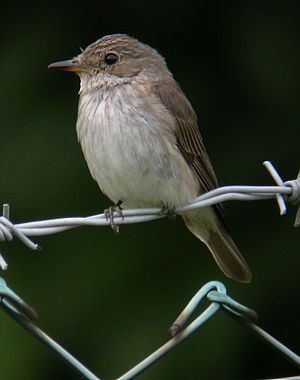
(0, 161, 299, 379)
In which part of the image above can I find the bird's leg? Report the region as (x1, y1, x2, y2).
(159, 206, 177, 220)
(104, 200, 124, 234)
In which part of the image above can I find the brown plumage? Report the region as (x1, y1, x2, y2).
(49, 34, 252, 283)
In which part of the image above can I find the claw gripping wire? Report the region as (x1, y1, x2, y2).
(0, 162, 299, 270)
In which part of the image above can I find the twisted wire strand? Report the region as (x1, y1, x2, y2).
(0, 278, 299, 380)
(0, 161, 299, 271)
(0, 162, 299, 379)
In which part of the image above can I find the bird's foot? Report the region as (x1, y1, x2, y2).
(159, 206, 177, 220)
(169, 323, 181, 337)
(104, 200, 124, 234)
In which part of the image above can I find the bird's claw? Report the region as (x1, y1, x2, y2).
(169, 323, 181, 337)
(159, 206, 177, 220)
(104, 201, 124, 234)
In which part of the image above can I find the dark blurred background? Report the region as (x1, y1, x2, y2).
(0, 1, 299, 379)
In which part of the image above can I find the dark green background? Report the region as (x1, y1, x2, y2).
(0, 1, 299, 379)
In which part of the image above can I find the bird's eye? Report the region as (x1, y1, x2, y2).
(104, 53, 119, 65)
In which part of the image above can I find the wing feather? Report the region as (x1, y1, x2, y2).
(154, 81, 222, 214)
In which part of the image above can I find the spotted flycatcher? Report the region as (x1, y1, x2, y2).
(49, 34, 251, 282)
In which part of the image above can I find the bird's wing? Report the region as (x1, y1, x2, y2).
(154, 80, 219, 195)
(154, 82, 252, 283)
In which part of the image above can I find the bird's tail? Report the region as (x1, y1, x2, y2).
(183, 210, 252, 283)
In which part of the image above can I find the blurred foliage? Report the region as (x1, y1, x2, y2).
(0, 1, 299, 379)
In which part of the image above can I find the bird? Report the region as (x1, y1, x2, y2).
(49, 34, 252, 283)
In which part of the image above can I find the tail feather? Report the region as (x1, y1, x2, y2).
(183, 212, 252, 283)
(206, 228, 252, 283)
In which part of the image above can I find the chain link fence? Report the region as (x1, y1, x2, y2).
(0, 161, 299, 379)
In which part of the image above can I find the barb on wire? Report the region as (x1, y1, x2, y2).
(1, 278, 299, 380)
(0, 161, 299, 270)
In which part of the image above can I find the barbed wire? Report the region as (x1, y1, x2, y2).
(0, 160, 299, 379)
(0, 278, 299, 380)
(0, 161, 299, 271)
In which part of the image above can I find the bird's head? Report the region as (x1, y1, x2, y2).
(49, 34, 170, 91)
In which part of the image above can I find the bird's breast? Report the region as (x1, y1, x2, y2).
(76, 84, 199, 208)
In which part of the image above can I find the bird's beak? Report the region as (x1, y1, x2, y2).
(48, 59, 83, 72)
